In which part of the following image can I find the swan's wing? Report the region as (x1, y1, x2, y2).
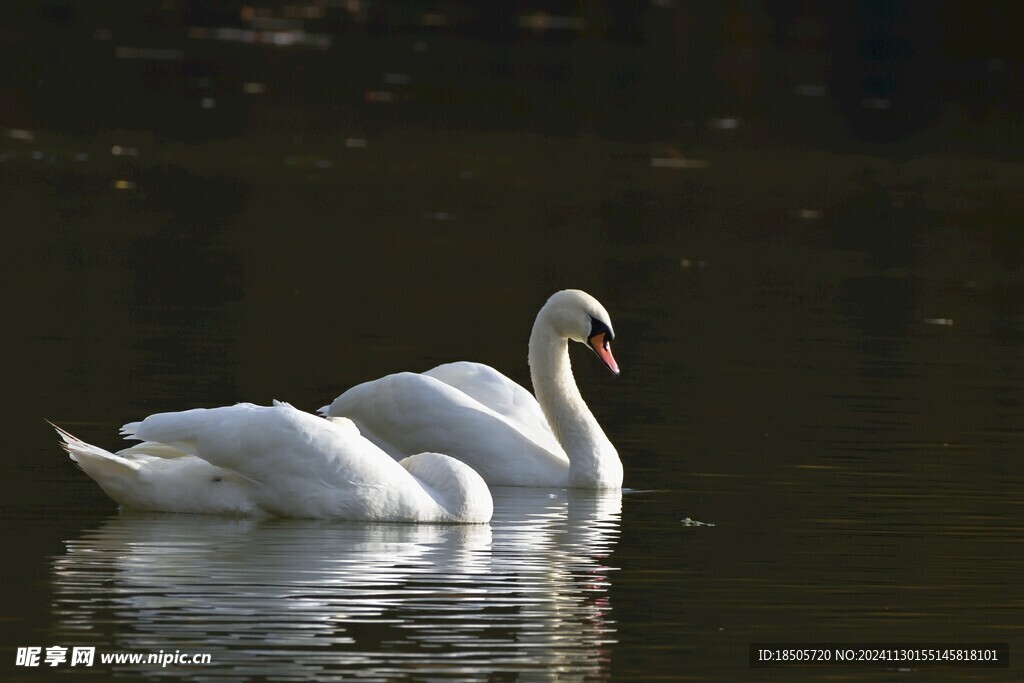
(422, 362, 562, 454)
(121, 402, 435, 518)
(324, 373, 569, 486)
(122, 403, 390, 484)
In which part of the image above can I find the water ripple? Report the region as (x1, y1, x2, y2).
(50, 488, 621, 681)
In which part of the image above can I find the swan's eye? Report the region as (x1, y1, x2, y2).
(588, 315, 614, 343)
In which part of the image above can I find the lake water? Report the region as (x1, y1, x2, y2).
(38, 489, 620, 682)
(4, 4, 1023, 681)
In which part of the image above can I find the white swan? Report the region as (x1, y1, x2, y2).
(53, 401, 493, 523)
(321, 289, 623, 488)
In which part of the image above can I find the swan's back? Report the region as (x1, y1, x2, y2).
(423, 362, 562, 454)
(323, 372, 570, 486)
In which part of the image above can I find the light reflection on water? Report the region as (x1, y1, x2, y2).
(50, 489, 621, 682)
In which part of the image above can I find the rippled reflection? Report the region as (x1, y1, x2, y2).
(50, 489, 621, 681)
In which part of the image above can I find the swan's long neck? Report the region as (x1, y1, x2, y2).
(528, 316, 622, 488)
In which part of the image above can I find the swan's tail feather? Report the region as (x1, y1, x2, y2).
(50, 421, 142, 487)
(52, 421, 263, 514)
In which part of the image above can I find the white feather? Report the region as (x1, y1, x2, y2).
(322, 289, 622, 488)
(53, 403, 492, 523)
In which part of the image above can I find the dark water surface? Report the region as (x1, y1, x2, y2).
(4, 128, 1021, 681)
(4, 4, 1024, 681)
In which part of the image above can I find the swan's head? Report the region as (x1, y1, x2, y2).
(538, 289, 619, 375)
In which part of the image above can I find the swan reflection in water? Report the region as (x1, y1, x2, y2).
(50, 488, 621, 681)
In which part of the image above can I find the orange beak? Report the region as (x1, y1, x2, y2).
(588, 332, 620, 376)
